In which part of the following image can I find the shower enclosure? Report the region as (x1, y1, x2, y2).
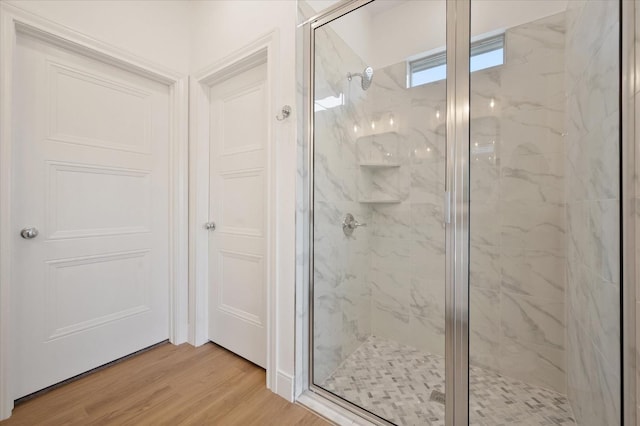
(299, 0, 629, 425)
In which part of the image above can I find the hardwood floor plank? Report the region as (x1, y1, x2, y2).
(1, 343, 331, 426)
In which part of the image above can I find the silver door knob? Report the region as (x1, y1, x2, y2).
(204, 222, 216, 231)
(20, 227, 39, 239)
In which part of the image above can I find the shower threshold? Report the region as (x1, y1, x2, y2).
(320, 336, 575, 426)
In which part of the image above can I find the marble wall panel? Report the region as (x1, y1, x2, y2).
(565, 1, 621, 424)
(356, 12, 571, 392)
(468, 12, 568, 392)
(312, 24, 373, 383)
(364, 57, 447, 358)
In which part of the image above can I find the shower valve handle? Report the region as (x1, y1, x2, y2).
(342, 213, 366, 236)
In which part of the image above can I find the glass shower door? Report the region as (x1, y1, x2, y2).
(306, 1, 623, 424)
(309, 1, 448, 424)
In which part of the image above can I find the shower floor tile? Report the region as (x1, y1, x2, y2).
(320, 336, 575, 426)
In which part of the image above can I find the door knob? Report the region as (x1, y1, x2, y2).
(20, 227, 39, 239)
(204, 222, 216, 231)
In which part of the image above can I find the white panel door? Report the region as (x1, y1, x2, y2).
(208, 63, 267, 368)
(11, 33, 170, 398)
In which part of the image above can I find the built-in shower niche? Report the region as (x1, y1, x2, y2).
(356, 131, 402, 204)
(470, 116, 499, 165)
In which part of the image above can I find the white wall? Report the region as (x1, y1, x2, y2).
(189, 0, 298, 400)
(3, 0, 191, 74)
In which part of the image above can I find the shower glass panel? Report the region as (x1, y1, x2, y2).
(310, 1, 447, 424)
(469, 1, 621, 425)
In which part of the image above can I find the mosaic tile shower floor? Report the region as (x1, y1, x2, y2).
(320, 336, 576, 426)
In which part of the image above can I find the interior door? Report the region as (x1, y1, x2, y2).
(11, 33, 170, 398)
(208, 63, 267, 368)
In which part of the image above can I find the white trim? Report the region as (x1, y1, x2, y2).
(294, 15, 312, 401)
(168, 72, 189, 347)
(0, 3, 189, 419)
(189, 31, 281, 392)
(0, 5, 15, 420)
(275, 370, 294, 401)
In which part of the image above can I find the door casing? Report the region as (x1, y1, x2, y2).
(0, 3, 189, 420)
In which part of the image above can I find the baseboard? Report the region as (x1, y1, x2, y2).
(0, 399, 13, 422)
(275, 370, 294, 401)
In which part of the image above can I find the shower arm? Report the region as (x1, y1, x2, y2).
(347, 66, 374, 90)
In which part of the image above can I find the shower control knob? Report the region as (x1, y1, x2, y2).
(342, 213, 366, 237)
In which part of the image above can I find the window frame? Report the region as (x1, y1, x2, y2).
(409, 33, 505, 87)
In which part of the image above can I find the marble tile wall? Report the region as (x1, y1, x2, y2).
(362, 13, 569, 393)
(362, 67, 447, 357)
(564, 1, 621, 425)
(469, 12, 568, 394)
(310, 6, 622, 418)
(312, 24, 372, 383)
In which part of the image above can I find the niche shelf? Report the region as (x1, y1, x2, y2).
(358, 198, 401, 204)
(359, 162, 401, 169)
(356, 129, 402, 205)
(355, 130, 400, 142)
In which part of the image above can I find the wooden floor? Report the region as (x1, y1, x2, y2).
(1, 343, 330, 425)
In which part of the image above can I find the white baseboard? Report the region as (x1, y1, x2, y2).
(0, 399, 13, 421)
(275, 370, 294, 401)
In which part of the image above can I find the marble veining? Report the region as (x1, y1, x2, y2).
(312, 23, 372, 383)
(565, 1, 621, 425)
(317, 11, 571, 394)
(467, 12, 568, 392)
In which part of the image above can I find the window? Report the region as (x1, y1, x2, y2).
(409, 34, 504, 87)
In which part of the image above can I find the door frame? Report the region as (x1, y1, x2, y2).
(444, 1, 471, 424)
(0, 3, 189, 419)
(622, 1, 637, 424)
(189, 31, 279, 392)
(298, 1, 467, 424)
(300, 2, 635, 426)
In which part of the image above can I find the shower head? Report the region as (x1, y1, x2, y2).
(361, 66, 373, 90)
(347, 66, 374, 91)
